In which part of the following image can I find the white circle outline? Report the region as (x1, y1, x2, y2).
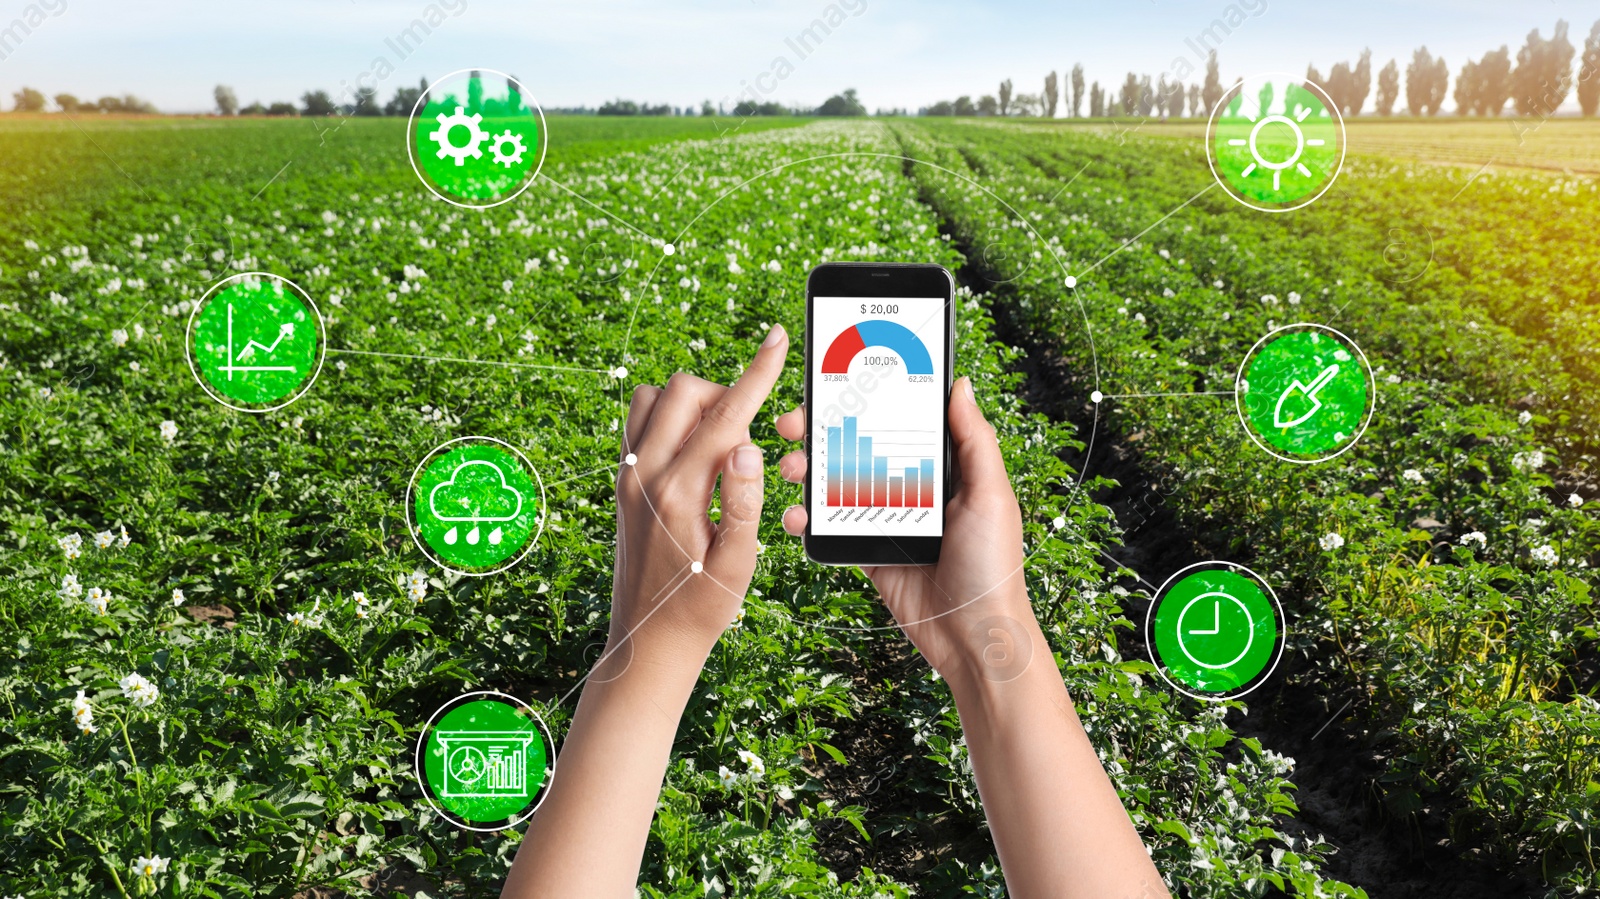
(184, 271, 326, 414)
(406, 68, 550, 210)
(1233, 322, 1376, 465)
(413, 690, 555, 832)
(404, 435, 547, 577)
(1175, 590, 1255, 670)
(1144, 560, 1284, 703)
(1205, 73, 1346, 213)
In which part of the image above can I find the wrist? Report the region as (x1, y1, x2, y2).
(943, 613, 1062, 707)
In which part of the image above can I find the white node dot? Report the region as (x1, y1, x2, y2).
(1053, 516, 1066, 530)
(690, 560, 704, 574)
(663, 243, 675, 256)
(612, 366, 629, 379)
(1090, 390, 1104, 404)
(624, 453, 638, 466)
(1065, 275, 1078, 289)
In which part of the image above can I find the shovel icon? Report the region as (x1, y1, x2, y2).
(1273, 364, 1339, 430)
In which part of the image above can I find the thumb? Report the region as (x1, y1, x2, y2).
(706, 443, 765, 585)
(948, 377, 1013, 500)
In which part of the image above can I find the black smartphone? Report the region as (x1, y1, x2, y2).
(803, 262, 955, 566)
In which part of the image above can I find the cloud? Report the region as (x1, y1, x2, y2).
(428, 459, 523, 523)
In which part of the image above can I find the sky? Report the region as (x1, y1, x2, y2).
(0, 0, 1595, 114)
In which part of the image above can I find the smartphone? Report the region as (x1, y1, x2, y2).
(804, 262, 955, 566)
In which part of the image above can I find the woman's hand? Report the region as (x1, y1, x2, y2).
(608, 324, 788, 670)
(776, 377, 1040, 684)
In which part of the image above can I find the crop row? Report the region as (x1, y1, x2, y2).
(0, 115, 1370, 898)
(899, 118, 1600, 894)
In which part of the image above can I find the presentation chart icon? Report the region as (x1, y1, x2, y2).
(1145, 561, 1284, 702)
(417, 691, 552, 831)
(1235, 323, 1374, 464)
(407, 436, 545, 576)
(1206, 72, 1345, 212)
(407, 68, 548, 209)
(186, 272, 324, 412)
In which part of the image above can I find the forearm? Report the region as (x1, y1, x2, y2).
(502, 644, 704, 898)
(948, 622, 1168, 899)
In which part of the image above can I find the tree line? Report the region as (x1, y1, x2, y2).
(11, 20, 1599, 120)
(921, 18, 1600, 118)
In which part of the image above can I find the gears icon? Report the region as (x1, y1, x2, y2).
(429, 106, 488, 167)
(490, 131, 527, 168)
(407, 69, 547, 208)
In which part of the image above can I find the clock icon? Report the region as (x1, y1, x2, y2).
(1176, 591, 1255, 670)
(1146, 562, 1283, 701)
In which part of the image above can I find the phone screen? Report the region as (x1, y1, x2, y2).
(808, 295, 948, 538)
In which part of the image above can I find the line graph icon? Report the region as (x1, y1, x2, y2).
(187, 272, 324, 412)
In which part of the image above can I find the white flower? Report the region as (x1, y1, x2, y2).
(118, 525, 131, 548)
(159, 420, 178, 443)
(95, 530, 115, 549)
(765, 259, 781, 273)
(111, 328, 129, 347)
(737, 749, 766, 780)
(1287, 291, 1301, 305)
(1512, 450, 1545, 472)
(287, 611, 308, 626)
(777, 785, 794, 801)
(728, 606, 745, 629)
(119, 672, 159, 707)
(1530, 544, 1559, 566)
(1319, 532, 1345, 551)
(72, 689, 96, 733)
(1518, 410, 1533, 425)
(353, 591, 367, 604)
(59, 533, 84, 559)
(1385, 373, 1402, 384)
(716, 765, 739, 789)
(171, 588, 185, 606)
(1402, 469, 1426, 484)
(1571, 493, 1585, 508)
(266, 470, 280, 483)
(1459, 531, 1487, 549)
(132, 855, 169, 878)
(59, 573, 83, 599)
(1260, 749, 1295, 776)
(85, 587, 109, 616)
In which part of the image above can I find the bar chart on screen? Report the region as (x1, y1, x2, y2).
(823, 416, 937, 510)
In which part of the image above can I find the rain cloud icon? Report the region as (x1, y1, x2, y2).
(429, 459, 524, 546)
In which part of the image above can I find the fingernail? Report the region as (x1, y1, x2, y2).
(733, 444, 763, 476)
(964, 378, 976, 403)
(762, 324, 786, 347)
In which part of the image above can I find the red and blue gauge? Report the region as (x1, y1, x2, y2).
(820, 320, 934, 374)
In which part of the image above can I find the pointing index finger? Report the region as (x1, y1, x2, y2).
(676, 325, 789, 469)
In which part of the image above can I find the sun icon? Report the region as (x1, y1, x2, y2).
(1228, 104, 1328, 192)
(1206, 73, 1346, 212)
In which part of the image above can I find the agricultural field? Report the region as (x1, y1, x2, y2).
(0, 110, 1595, 899)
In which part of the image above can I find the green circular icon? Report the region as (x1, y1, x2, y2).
(417, 692, 552, 830)
(1236, 323, 1373, 463)
(407, 68, 547, 208)
(408, 437, 544, 575)
(1146, 563, 1283, 701)
(186, 273, 324, 412)
(1207, 73, 1345, 212)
